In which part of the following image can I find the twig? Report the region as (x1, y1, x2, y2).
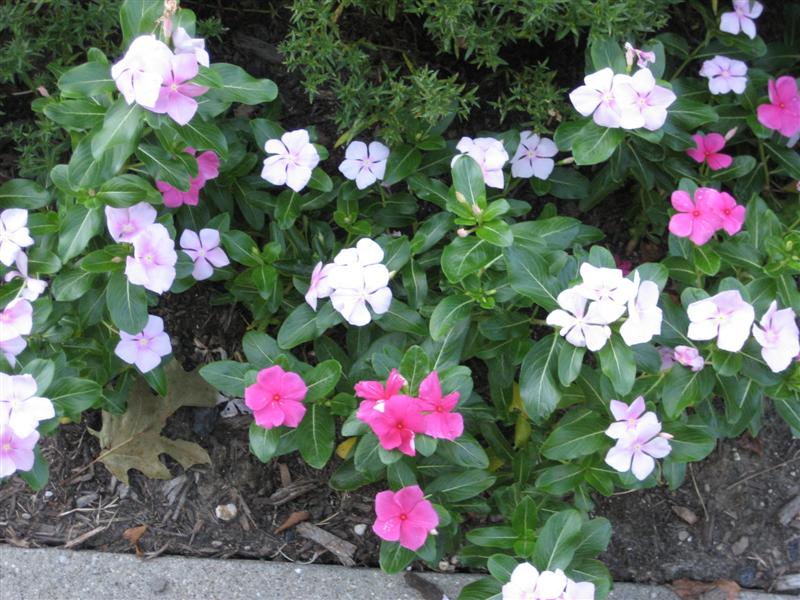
(62, 525, 107, 549)
(296, 522, 357, 567)
(689, 464, 709, 523)
(725, 452, 800, 491)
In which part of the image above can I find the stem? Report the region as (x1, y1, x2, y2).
(757, 139, 771, 192)
(672, 31, 712, 79)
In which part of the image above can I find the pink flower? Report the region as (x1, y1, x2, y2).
(151, 53, 208, 125)
(752, 301, 800, 373)
(569, 68, 623, 128)
(0, 336, 26, 367)
(179, 228, 229, 281)
(105, 202, 157, 243)
(625, 42, 656, 69)
(673, 345, 705, 372)
(687, 290, 755, 352)
(613, 68, 677, 131)
(714, 191, 745, 236)
(261, 129, 321, 193)
(338, 141, 390, 189)
(124, 223, 178, 294)
(114, 314, 172, 373)
(156, 148, 220, 208)
(0, 299, 32, 343)
(172, 27, 209, 67)
(111, 35, 174, 109)
(658, 346, 675, 371)
(668, 188, 724, 246)
(416, 371, 463, 441)
(0, 424, 38, 478)
(0, 208, 34, 267)
(372, 485, 439, 551)
(305, 261, 334, 311)
(0, 373, 54, 437)
(510, 132, 558, 180)
(244, 365, 308, 429)
(452, 137, 509, 189)
(3, 252, 47, 302)
(355, 369, 406, 424)
(605, 396, 648, 439)
(757, 77, 800, 138)
(699, 56, 748, 95)
(720, 0, 764, 39)
(686, 133, 733, 171)
(605, 414, 671, 480)
(368, 395, 425, 456)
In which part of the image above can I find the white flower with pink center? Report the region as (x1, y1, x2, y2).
(0, 373, 54, 438)
(0, 208, 34, 267)
(125, 223, 178, 294)
(0, 299, 32, 343)
(338, 141, 390, 189)
(451, 137, 509, 189)
(261, 129, 321, 193)
(114, 315, 172, 373)
(105, 202, 158, 243)
(751, 301, 799, 373)
(179, 228, 230, 281)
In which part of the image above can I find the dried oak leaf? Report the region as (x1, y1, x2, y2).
(671, 579, 741, 600)
(91, 361, 217, 484)
(123, 524, 148, 556)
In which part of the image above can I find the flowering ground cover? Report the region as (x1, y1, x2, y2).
(1, 1, 799, 598)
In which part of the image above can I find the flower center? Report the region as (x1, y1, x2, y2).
(724, 208, 731, 215)
(138, 338, 149, 347)
(272, 394, 281, 402)
(198, 249, 206, 257)
(779, 102, 785, 109)
(170, 83, 179, 92)
(1, 442, 11, 452)
(435, 405, 444, 413)
(634, 443, 642, 451)
(122, 223, 134, 233)
(721, 69, 730, 77)
(144, 254, 154, 263)
(692, 210, 701, 217)
(396, 423, 404, 430)
(399, 513, 408, 521)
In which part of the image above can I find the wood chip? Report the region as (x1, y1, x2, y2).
(267, 480, 316, 506)
(672, 505, 700, 525)
(63, 525, 106, 549)
(278, 463, 292, 488)
(275, 510, 310, 534)
(296, 522, 357, 567)
(778, 494, 800, 526)
(122, 524, 148, 556)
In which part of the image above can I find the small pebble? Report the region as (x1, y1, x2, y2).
(21, 513, 31, 520)
(678, 530, 690, 542)
(211, 540, 223, 548)
(732, 536, 749, 556)
(43, 491, 53, 499)
(215, 503, 237, 521)
(353, 524, 367, 536)
(294, 568, 302, 575)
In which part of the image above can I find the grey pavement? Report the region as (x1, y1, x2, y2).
(0, 546, 793, 600)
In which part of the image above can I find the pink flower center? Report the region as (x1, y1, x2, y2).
(198, 249, 206, 258)
(723, 208, 731, 216)
(399, 513, 408, 521)
(435, 405, 444, 413)
(272, 394, 281, 403)
(396, 422, 404, 430)
(1, 442, 10, 451)
(721, 70, 730, 78)
(692, 210, 701, 217)
(170, 83, 179, 92)
(122, 223, 134, 233)
(779, 102, 786, 109)
(0, 313, 8, 323)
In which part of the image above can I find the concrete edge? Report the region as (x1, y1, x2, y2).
(0, 546, 793, 600)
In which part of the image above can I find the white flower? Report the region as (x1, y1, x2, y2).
(3, 253, 46, 302)
(612, 68, 677, 131)
(305, 261, 334, 311)
(687, 290, 755, 352)
(546, 288, 612, 351)
(451, 137, 508, 189)
(699, 55, 748, 95)
(568, 67, 622, 128)
(327, 239, 392, 326)
(338, 141, 389, 189)
(720, 0, 764, 39)
(619, 272, 662, 346)
(573, 263, 636, 323)
(0, 208, 34, 267)
(111, 35, 174, 109)
(751, 300, 800, 373)
(261, 129, 321, 192)
(510, 132, 558, 180)
(172, 26, 209, 67)
(0, 373, 54, 438)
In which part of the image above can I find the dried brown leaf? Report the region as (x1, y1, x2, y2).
(672, 505, 700, 525)
(275, 510, 310, 534)
(671, 579, 741, 600)
(91, 361, 218, 484)
(123, 524, 148, 556)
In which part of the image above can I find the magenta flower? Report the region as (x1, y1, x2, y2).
(261, 129, 321, 193)
(687, 290, 755, 352)
(752, 301, 800, 373)
(569, 68, 623, 128)
(0, 208, 34, 267)
(114, 315, 172, 373)
(124, 223, 178, 294)
(510, 132, 558, 180)
(244, 365, 308, 429)
(605, 415, 671, 481)
(338, 141, 390, 189)
(111, 35, 173, 109)
(668, 188, 724, 246)
(0, 336, 26, 367)
(416, 371, 463, 441)
(355, 368, 406, 424)
(372, 485, 439, 551)
(686, 133, 733, 171)
(613, 68, 677, 131)
(368, 395, 425, 457)
(156, 148, 220, 208)
(305, 261, 334, 311)
(151, 53, 208, 125)
(0, 299, 32, 343)
(699, 56, 748, 95)
(0, 424, 39, 478)
(673, 345, 705, 372)
(720, 0, 764, 39)
(714, 191, 746, 236)
(0, 373, 54, 438)
(757, 77, 800, 138)
(179, 228, 229, 281)
(105, 202, 157, 243)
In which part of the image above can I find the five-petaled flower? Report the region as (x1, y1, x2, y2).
(605, 396, 648, 440)
(0, 373, 54, 438)
(114, 315, 172, 373)
(180, 228, 230, 281)
(372, 485, 439, 551)
(105, 202, 157, 243)
(327, 238, 393, 326)
(368, 395, 425, 456)
(111, 35, 174, 109)
(569, 67, 623, 128)
(452, 137, 509, 189)
(338, 141, 390, 189)
(699, 56, 748, 95)
(151, 53, 208, 125)
(0, 423, 39, 478)
(546, 288, 613, 351)
(0, 299, 32, 343)
(612, 68, 677, 131)
(416, 371, 463, 441)
(355, 369, 406, 425)
(501, 562, 595, 600)
(245, 365, 308, 429)
(720, 0, 764, 39)
(510, 132, 558, 180)
(752, 301, 800, 373)
(687, 290, 755, 352)
(605, 409, 671, 480)
(125, 223, 178, 294)
(0, 208, 34, 267)
(619, 272, 662, 346)
(756, 76, 800, 138)
(686, 133, 733, 170)
(574, 263, 636, 323)
(668, 188, 724, 246)
(157, 148, 220, 208)
(261, 129, 321, 192)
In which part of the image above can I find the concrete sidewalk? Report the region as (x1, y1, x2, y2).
(0, 546, 793, 600)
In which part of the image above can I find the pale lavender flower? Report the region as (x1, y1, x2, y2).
(451, 137, 509, 189)
(752, 301, 800, 373)
(673, 345, 705, 372)
(510, 132, 558, 180)
(3, 253, 47, 302)
(179, 229, 229, 281)
(0, 424, 38, 477)
(569, 67, 623, 128)
(546, 288, 612, 351)
(0, 337, 26, 367)
(0, 209, 34, 267)
(172, 26, 209, 67)
(613, 68, 677, 131)
(125, 223, 178, 294)
(0, 373, 54, 437)
(720, 0, 764, 39)
(0, 299, 32, 343)
(261, 129, 321, 192)
(687, 290, 754, 352)
(338, 141, 390, 189)
(105, 202, 157, 243)
(305, 261, 334, 311)
(699, 56, 748, 95)
(114, 315, 172, 373)
(111, 35, 174, 109)
(605, 415, 671, 480)
(606, 396, 648, 440)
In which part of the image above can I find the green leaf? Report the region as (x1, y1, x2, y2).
(709, 155, 756, 181)
(764, 141, 800, 179)
(427, 469, 496, 502)
(277, 303, 319, 349)
(662, 366, 714, 419)
(382, 144, 422, 186)
(451, 154, 487, 210)
(572, 122, 624, 166)
(597, 334, 636, 396)
(503, 245, 559, 310)
(58, 206, 102, 262)
(296, 403, 335, 469)
(441, 237, 501, 283)
(573, 517, 613, 560)
(136, 143, 194, 191)
(519, 335, 561, 422)
(375, 299, 427, 337)
(209, 63, 277, 104)
(91, 98, 143, 159)
(304, 360, 342, 402)
(19, 447, 49, 491)
(249, 422, 281, 462)
(438, 434, 490, 469)
(120, 0, 164, 44)
(97, 174, 160, 207)
(458, 578, 503, 600)
(487, 554, 520, 583)
(535, 463, 583, 495)
(106, 272, 148, 334)
(692, 244, 721, 276)
(773, 392, 800, 431)
(466, 526, 516, 549)
(379, 541, 416, 574)
(533, 509, 582, 571)
(547, 167, 590, 200)
(541, 409, 609, 461)
(221, 230, 261, 267)
(399, 346, 430, 391)
(476, 219, 514, 247)
(590, 39, 627, 72)
(172, 119, 229, 160)
(242, 331, 281, 369)
(557, 342, 585, 386)
(553, 120, 586, 152)
(51, 268, 97, 301)
(430, 295, 473, 341)
(58, 62, 115, 97)
(668, 421, 716, 462)
(0, 179, 50, 210)
(199, 360, 251, 396)
(50, 377, 102, 421)
(21, 359, 56, 395)
(308, 167, 334, 193)
(669, 98, 719, 129)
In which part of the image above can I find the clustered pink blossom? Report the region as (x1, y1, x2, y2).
(569, 67, 676, 131)
(699, 56, 748, 95)
(673, 345, 705, 372)
(356, 370, 464, 456)
(179, 229, 230, 281)
(510, 132, 558, 181)
(245, 365, 308, 429)
(452, 137, 509, 189)
(757, 76, 800, 138)
(686, 133, 733, 171)
(156, 147, 220, 208)
(719, 0, 763, 39)
(114, 314, 172, 373)
(668, 187, 745, 246)
(372, 485, 439, 551)
(605, 397, 671, 481)
(338, 141, 390, 189)
(502, 562, 595, 600)
(261, 129, 320, 192)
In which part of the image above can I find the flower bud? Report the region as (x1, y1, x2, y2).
(456, 228, 470, 238)
(724, 127, 738, 141)
(455, 191, 468, 205)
